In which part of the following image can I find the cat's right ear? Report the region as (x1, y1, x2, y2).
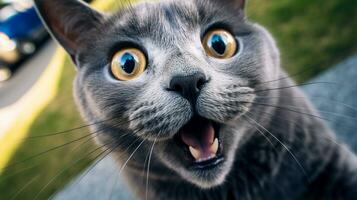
(34, 0, 104, 61)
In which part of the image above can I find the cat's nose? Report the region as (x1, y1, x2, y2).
(168, 72, 208, 104)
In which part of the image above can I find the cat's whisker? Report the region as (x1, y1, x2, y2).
(18, 114, 145, 141)
(2, 116, 143, 172)
(133, 143, 151, 196)
(106, 166, 120, 200)
(136, 139, 154, 198)
(222, 66, 336, 89)
(0, 116, 140, 171)
(77, 127, 146, 200)
(41, 130, 145, 200)
(32, 139, 119, 200)
(118, 140, 146, 177)
(106, 138, 145, 200)
(255, 95, 357, 113)
(242, 116, 276, 150)
(239, 114, 289, 192)
(243, 114, 309, 182)
(0, 134, 96, 185)
(21, 116, 120, 140)
(0, 163, 38, 183)
(146, 138, 157, 200)
(254, 97, 357, 122)
(3, 134, 94, 172)
(9, 175, 39, 200)
(240, 101, 327, 121)
(243, 108, 346, 152)
(242, 81, 338, 94)
(256, 67, 324, 86)
(73, 144, 125, 200)
(4, 125, 124, 181)
(93, 139, 145, 200)
(240, 100, 357, 125)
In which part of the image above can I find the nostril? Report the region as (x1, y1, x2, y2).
(196, 77, 207, 91)
(172, 83, 183, 93)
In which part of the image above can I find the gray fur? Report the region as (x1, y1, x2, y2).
(34, 0, 357, 199)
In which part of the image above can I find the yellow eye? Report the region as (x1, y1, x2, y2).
(110, 48, 146, 81)
(202, 29, 237, 59)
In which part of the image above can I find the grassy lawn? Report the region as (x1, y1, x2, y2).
(247, 0, 357, 82)
(0, 59, 97, 200)
(0, 0, 356, 199)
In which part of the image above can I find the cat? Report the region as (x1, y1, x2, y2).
(34, 0, 357, 199)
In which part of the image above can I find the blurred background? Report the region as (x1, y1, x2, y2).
(0, 0, 356, 199)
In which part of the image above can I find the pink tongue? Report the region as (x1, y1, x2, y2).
(180, 122, 215, 157)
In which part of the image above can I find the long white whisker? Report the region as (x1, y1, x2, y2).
(118, 140, 146, 176)
(244, 115, 309, 181)
(146, 138, 157, 200)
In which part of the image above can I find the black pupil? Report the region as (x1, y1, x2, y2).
(210, 34, 227, 55)
(120, 52, 136, 74)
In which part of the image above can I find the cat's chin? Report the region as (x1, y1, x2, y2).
(179, 153, 235, 189)
(185, 165, 229, 188)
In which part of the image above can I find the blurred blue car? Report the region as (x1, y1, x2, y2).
(0, 0, 49, 81)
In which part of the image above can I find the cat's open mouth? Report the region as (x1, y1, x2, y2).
(174, 115, 224, 170)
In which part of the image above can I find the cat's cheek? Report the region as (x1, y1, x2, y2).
(196, 85, 256, 123)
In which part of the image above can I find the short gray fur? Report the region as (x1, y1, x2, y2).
(53, 55, 357, 200)
(34, 0, 357, 199)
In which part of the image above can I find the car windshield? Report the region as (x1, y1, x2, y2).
(1, 0, 31, 6)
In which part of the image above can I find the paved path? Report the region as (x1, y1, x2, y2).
(304, 55, 357, 152)
(0, 41, 56, 108)
(53, 55, 357, 200)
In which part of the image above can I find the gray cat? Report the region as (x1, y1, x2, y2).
(34, 0, 357, 199)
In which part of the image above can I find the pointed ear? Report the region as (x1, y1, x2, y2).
(231, 0, 245, 9)
(238, 0, 245, 9)
(34, 0, 104, 57)
(217, 0, 245, 10)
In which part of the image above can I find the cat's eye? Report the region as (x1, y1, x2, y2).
(202, 29, 237, 59)
(110, 48, 146, 81)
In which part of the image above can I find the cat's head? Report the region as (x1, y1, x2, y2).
(35, 0, 280, 188)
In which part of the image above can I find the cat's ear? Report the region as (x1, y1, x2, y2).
(230, 0, 245, 9)
(34, 0, 104, 58)
(214, 0, 245, 10)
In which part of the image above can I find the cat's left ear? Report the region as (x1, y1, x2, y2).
(34, 0, 104, 62)
(214, 0, 245, 11)
(232, 0, 245, 10)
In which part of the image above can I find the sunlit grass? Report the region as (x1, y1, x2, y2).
(247, 0, 357, 82)
(0, 58, 95, 200)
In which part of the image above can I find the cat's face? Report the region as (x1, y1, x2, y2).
(35, 0, 280, 188)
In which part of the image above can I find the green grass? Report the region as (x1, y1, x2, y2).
(0, 0, 356, 199)
(247, 0, 357, 82)
(0, 59, 97, 200)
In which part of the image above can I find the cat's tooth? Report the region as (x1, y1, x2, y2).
(189, 146, 201, 161)
(210, 138, 219, 155)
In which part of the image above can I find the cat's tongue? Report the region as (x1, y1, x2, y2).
(179, 118, 218, 162)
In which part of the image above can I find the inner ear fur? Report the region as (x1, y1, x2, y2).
(34, 0, 104, 57)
